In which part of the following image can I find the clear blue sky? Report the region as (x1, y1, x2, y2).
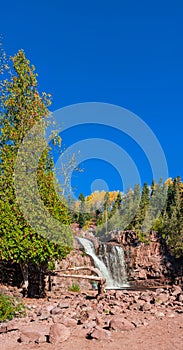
(1, 0, 183, 196)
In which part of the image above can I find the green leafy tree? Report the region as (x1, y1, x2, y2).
(0, 50, 73, 295)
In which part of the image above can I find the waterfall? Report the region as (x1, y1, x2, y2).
(77, 237, 129, 289)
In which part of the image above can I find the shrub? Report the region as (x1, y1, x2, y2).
(0, 293, 25, 322)
(68, 283, 80, 292)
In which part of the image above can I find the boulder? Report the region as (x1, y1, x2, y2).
(109, 316, 135, 331)
(49, 323, 70, 344)
(19, 324, 50, 344)
(88, 326, 111, 341)
(60, 316, 77, 328)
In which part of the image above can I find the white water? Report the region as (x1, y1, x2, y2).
(77, 237, 129, 289)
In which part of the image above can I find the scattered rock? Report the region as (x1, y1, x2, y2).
(178, 294, 183, 302)
(60, 316, 77, 328)
(51, 306, 63, 315)
(49, 323, 71, 344)
(157, 293, 169, 304)
(58, 302, 70, 309)
(0, 282, 183, 347)
(39, 312, 50, 320)
(88, 326, 111, 341)
(155, 311, 165, 318)
(140, 302, 152, 312)
(0, 325, 7, 333)
(172, 285, 182, 296)
(19, 325, 50, 344)
(109, 316, 135, 331)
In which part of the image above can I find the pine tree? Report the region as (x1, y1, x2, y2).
(110, 192, 122, 218)
(78, 193, 86, 228)
(162, 177, 183, 257)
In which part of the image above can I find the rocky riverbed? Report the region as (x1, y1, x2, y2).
(0, 283, 183, 349)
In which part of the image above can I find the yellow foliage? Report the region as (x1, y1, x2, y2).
(165, 178, 173, 187)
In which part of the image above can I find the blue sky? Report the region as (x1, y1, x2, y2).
(1, 0, 183, 197)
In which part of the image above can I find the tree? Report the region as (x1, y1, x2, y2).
(103, 192, 110, 234)
(78, 193, 86, 228)
(96, 186, 141, 236)
(131, 182, 150, 235)
(0, 50, 73, 296)
(110, 192, 122, 218)
(77, 193, 91, 228)
(161, 177, 183, 257)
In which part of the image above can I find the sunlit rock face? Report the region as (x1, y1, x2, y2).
(103, 230, 183, 285)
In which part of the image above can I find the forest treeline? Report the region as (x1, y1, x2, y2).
(73, 178, 183, 258)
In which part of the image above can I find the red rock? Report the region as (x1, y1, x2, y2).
(141, 302, 152, 312)
(60, 316, 77, 328)
(19, 325, 50, 344)
(20, 330, 41, 344)
(72, 324, 89, 338)
(109, 316, 135, 331)
(58, 302, 69, 309)
(96, 315, 107, 328)
(157, 293, 169, 304)
(138, 270, 147, 280)
(49, 323, 70, 344)
(78, 310, 90, 323)
(39, 312, 50, 320)
(51, 306, 63, 315)
(155, 311, 165, 318)
(7, 319, 25, 331)
(0, 325, 7, 333)
(83, 320, 97, 329)
(172, 286, 182, 296)
(89, 326, 111, 341)
(137, 299, 146, 306)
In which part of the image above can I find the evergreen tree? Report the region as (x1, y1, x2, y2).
(103, 192, 110, 234)
(162, 177, 183, 257)
(0, 50, 73, 294)
(78, 193, 85, 228)
(132, 182, 150, 233)
(110, 192, 122, 218)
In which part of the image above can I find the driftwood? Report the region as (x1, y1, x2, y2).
(53, 266, 106, 299)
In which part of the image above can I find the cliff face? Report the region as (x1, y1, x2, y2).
(103, 230, 183, 285)
(70, 226, 183, 286)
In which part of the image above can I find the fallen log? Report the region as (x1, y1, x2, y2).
(53, 266, 106, 299)
(56, 266, 103, 277)
(56, 273, 104, 282)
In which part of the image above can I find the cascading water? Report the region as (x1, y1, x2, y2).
(77, 237, 129, 289)
(98, 243, 129, 288)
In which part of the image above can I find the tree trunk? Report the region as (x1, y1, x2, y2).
(20, 263, 29, 296)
